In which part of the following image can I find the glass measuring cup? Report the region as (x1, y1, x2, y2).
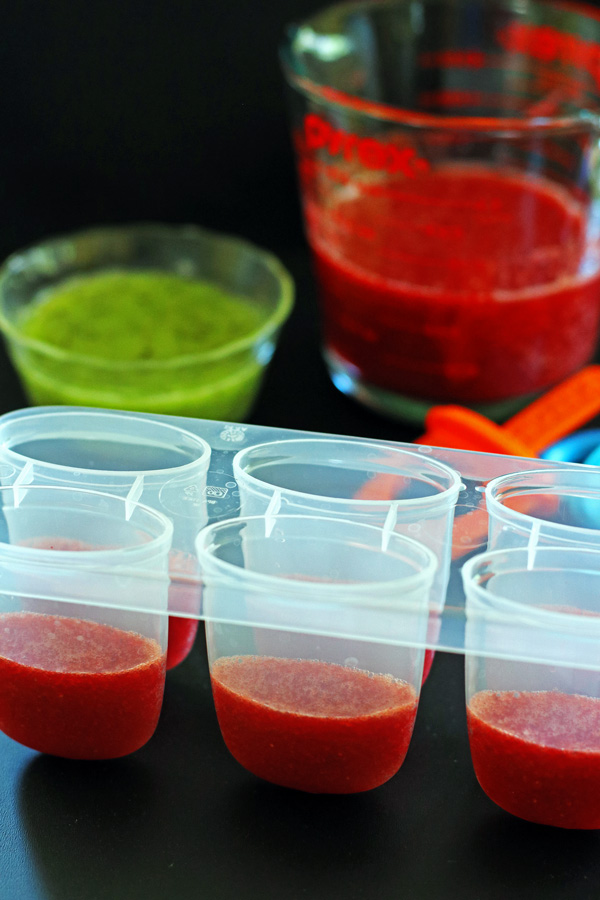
(0, 408, 211, 668)
(233, 438, 461, 679)
(0, 484, 173, 759)
(197, 514, 436, 794)
(462, 546, 600, 829)
(281, 0, 600, 424)
(485, 466, 600, 551)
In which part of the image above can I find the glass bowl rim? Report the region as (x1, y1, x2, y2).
(0, 222, 295, 371)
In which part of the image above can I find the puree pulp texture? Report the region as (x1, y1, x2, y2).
(468, 689, 600, 829)
(210, 655, 418, 793)
(16, 271, 268, 419)
(21, 536, 189, 671)
(0, 612, 166, 759)
(306, 166, 600, 406)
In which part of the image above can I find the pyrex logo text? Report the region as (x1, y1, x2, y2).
(304, 113, 429, 178)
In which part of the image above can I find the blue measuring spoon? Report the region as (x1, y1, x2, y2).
(541, 430, 600, 527)
(541, 429, 600, 463)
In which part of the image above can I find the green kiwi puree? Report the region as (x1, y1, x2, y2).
(23, 271, 265, 359)
(16, 270, 273, 419)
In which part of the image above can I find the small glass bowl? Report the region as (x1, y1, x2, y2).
(0, 223, 294, 421)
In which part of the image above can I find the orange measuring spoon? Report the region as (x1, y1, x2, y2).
(416, 365, 600, 456)
(355, 366, 600, 558)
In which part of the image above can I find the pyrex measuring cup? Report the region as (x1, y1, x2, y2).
(0, 484, 173, 759)
(281, 0, 600, 424)
(0, 408, 211, 668)
(197, 514, 436, 794)
(462, 546, 600, 829)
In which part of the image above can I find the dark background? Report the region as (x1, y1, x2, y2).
(0, 2, 600, 898)
(0, 0, 427, 444)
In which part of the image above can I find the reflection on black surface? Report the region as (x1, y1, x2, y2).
(19, 755, 159, 900)
(222, 779, 390, 864)
(11, 646, 600, 900)
(16, 632, 220, 900)
(454, 803, 600, 899)
(474, 808, 600, 860)
(19, 753, 156, 829)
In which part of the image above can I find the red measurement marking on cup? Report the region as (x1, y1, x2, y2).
(298, 157, 352, 187)
(418, 87, 584, 127)
(419, 89, 510, 109)
(315, 200, 469, 245)
(534, 68, 592, 104)
(468, 690, 600, 829)
(211, 655, 418, 793)
(0, 612, 166, 759)
(419, 49, 486, 69)
(497, 22, 600, 90)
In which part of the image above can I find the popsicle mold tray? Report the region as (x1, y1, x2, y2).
(0, 405, 598, 673)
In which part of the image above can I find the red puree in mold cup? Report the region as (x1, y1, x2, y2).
(462, 546, 600, 829)
(197, 514, 437, 794)
(0, 612, 166, 760)
(0, 408, 211, 671)
(210, 655, 418, 794)
(0, 486, 172, 759)
(232, 439, 462, 685)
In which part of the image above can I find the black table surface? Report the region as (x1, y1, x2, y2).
(1, 1, 600, 897)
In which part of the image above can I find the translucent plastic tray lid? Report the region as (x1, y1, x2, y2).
(0, 405, 599, 671)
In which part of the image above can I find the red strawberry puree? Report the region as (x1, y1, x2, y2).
(211, 655, 418, 793)
(468, 689, 600, 829)
(306, 166, 600, 405)
(0, 612, 165, 759)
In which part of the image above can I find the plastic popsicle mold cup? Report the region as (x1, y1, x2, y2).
(0, 408, 211, 668)
(233, 438, 460, 611)
(463, 546, 600, 829)
(485, 466, 600, 551)
(197, 513, 436, 793)
(233, 438, 461, 680)
(0, 484, 173, 759)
